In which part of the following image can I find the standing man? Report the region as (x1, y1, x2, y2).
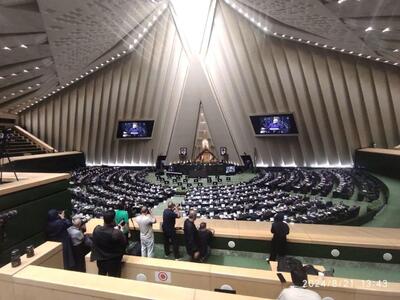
(67, 215, 92, 272)
(198, 222, 214, 262)
(269, 212, 290, 262)
(135, 206, 157, 257)
(183, 210, 200, 262)
(162, 202, 181, 259)
(91, 210, 127, 277)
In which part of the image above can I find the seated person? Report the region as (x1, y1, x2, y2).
(198, 222, 214, 262)
(277, 267, 321, 300)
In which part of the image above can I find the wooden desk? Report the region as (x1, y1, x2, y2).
(86, 254, 400, 300)
(13, 265, 268, 300)
(86, 217, 400, 250)
(0, 172, 69, 196)
(8, 151, 81, 162)
(0, 242, 62, 300)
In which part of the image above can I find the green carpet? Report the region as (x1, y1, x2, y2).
(363, 174, 400, 228)
(152, 245, 400, 282)
(147, 172, 400, 283)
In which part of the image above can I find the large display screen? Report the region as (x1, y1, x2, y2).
(250, 114, 298, 136)
(116, 120, 154, 139)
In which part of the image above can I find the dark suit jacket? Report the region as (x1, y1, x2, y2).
(183, 219, 199, 255)
(90, 224, 127, 261)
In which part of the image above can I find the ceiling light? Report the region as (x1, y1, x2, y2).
(23, 69, 29, 73)
(365, 26, 373, 32)
(11, 73, 17, 76)
(27, 86, 32, 89)
(3, 46, 11, 51)
(0, 76, 4, 80)
(394, 49, 399, 53)
(314, 42, 319, 46)
(382, 27, 390, 33)
(376, 58, 381, 61)
(36, 83, 40, 86)
(20, 44, 28, 48)
(11, 93, 15, 96)
(358, 53, 363, 56)
(19, 90, 24, 93)
(367, 55, 371, 59)
(395, 63, 398, 66)
(349, 51, 354, 54)
(34, 66, 40, 70)
(129, 44, 134, 49)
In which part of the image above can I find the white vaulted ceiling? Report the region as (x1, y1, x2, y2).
(0, 0, 164, 114)
(234, 0, 400, 59)
(2, 0, 400, 114)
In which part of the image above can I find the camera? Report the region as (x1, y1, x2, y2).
(0, 210, 18, 225)
(0, 210, 18, 242)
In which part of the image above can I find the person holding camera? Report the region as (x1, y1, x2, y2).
(115, 199, 130, 239)
(91, 210, 127, 277)
(67, 215, 92, 272)
(135, 206, 157, 257)
(46, 209, 75, 270)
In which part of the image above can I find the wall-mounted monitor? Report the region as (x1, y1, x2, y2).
(250, 113, 298, 136)
(116, 120, 154, 139)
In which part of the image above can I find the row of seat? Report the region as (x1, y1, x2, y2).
(69, 167, 175, 217)
(183, 185, 360, 224)
(252, 167, 385, 202)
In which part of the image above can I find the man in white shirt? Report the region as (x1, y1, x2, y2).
(278, 268, 322, 300)
(135, 206, 157, 257)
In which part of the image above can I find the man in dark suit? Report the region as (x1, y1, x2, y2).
(162, 202, 181, 259)
(91, 210, 127, 277)
(198, 222, 214, 262)
(184, 210, 200, 262)
(269, 212, 290, 262)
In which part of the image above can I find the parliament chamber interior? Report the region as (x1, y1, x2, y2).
(1, 0, 400, 299)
